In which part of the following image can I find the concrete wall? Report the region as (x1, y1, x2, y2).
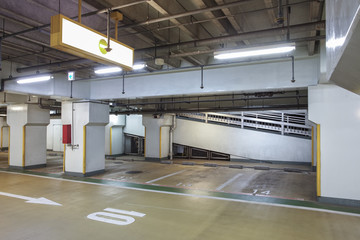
(3, 57, 319, 101)
(161, 126, 170, 159)
(90, 57, 319, 100)
(174, 118, 311, 163)
(309, 84, 360, 201)
(124, 115, 145, 136)
(47, 119, 63, 151)
(326, 0, 360, 79)
(0, 117, 9, 149)
(105, 115, 126, 155)
(3, 69, 90, 99)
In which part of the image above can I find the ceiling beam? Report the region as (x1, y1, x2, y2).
(119, 0, 251, 30)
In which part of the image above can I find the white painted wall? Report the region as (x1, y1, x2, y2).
(0, 117, 9, 148)
(308, 84, 360, 201)
(124, 115, 145, 136)
(47, 121, 53, 150)
(1, 126, 9, 149)
(161, 126, 170, 158)
(105, 115, 126, 155)
(26, 126, 46, 166)
(174, 118, 311, 163)
(47, 119, 63, 151)
(326, 0, 360, 79)
(90, 57, 319, 100)
(4, 71, 90, 99)
(3, 57, 319, 102)
(53, 124, 63, 152)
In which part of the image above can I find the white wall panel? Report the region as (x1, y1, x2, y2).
(124, 115, 145, 137)
(174, 119, 311, 163)
(90, 57, 319, 100)
(309, 84, 360, 201)
(326, 0, 360, 79)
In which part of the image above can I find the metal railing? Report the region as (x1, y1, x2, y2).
(178, 111, 312, 137)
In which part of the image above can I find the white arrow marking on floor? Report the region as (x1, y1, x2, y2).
(0, 191, 62, 206)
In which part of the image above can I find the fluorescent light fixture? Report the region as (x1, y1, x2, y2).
(94, 67, 122, 74)
(17, 75, 52, 84)
(214, 44, 296, 60)
(50, 14, 134, 70)
(132, 63, 146, 70)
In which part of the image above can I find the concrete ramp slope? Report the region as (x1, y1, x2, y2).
(173, 118, 311, 164)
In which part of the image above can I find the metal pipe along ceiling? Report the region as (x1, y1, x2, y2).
(16, 59, 93, 73)
(115, 94, 307, 107)
(138, 21, 325, 52)
(113, 104, 308, 115)
(118, 0, 252, 29)
(0, 0, 150, 40)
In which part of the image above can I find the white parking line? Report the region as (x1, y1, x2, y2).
(146, 170, 186, 184)
(1, 170, 360, 218)
(216, 173, 243, 191)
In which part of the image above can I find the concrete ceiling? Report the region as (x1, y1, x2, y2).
(0, 0, 325, 78)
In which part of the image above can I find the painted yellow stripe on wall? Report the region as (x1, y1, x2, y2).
(63, 144, 66, 172)
(311, 126, 314, 167)
(8, 127, 10, 165)
(144, 127, 146, 156)
(316, 124, 321, 197)
(22, 126, 26, 167)
(83, 125, 86, 175)
(110, 127, 112, 155)
(1, 126, 3, 149)
(159, 127, 162, 159)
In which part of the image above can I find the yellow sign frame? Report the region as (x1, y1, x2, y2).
(50, 14, 134, 71)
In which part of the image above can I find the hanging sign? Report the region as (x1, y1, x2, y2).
(50, 14, 133, 71)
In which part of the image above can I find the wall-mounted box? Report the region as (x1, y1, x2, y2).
(62, 124, 71, 144)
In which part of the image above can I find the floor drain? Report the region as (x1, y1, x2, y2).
(125, 170, 143, 174)
(114, 162, 123, 164)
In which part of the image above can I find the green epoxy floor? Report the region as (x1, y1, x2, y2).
(0, 171, 360, 240)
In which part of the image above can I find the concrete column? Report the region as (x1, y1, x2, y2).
(7, 104, 49, 169)
(142, 114, 173, 161)
(0, 117, 9, 150)
(62, 101, 109, 176)
(105, 115, 125, 156)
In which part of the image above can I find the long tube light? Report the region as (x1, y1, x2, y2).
(214, 43, 296, 60)
(94, 67, 122, 74)
(132, 63, 146, 70)
(17, 75, 52, 84)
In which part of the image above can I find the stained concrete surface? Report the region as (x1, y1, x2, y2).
(0, 152, 316, 201)
(0, 171, 359, 240)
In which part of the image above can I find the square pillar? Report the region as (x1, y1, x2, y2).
(7, 104, 50, 169)
(142, 114, 173, 161)
(62, 102, 109, 176)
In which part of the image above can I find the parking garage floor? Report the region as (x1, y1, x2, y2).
(0, 152, 360, 239)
